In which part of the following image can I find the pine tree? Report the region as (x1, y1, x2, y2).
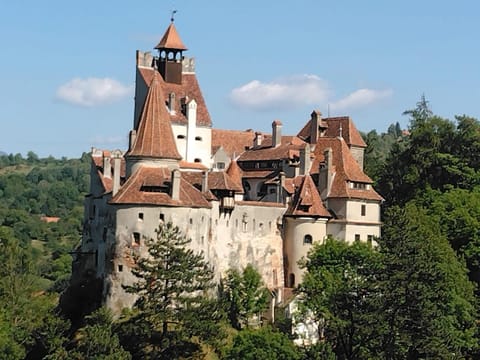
(378, 205, 478, 359)
(123, 222, 222, 358)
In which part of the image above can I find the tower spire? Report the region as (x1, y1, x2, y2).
(170, 9, 177, 22)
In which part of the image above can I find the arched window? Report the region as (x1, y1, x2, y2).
(304, 234, 313, 245)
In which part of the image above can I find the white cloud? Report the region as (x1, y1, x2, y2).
(230, 75, 330, 111)
(56, 77, 133, 107)
(230, 75, 392, 113)
(330, 88, 393, 112)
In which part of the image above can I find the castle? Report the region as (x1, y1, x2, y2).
(75, 20, 382, 313)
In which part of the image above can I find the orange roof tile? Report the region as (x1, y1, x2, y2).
(311, 137, 382, 201)
(211, 129, 256, 158)
(182, 171, 243, 193)
(127, 72, 182, 160)
(138, 68, 211, 127)
(110, 166, 211, 208)
(286, 175, 331, 217)
(179, 160, 209, 171)
(237, 136, 305, 162)
(226, 160, 244, 192)
(155, 22, 188, 50)
(297, 116, 366, 148)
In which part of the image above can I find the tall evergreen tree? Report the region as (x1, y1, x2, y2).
(378, 205, 478, 359)
(123, 222, 223, 358)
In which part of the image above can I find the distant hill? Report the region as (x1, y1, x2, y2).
(0, 151, 6, 156)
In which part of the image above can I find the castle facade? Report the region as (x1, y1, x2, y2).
(75, 21, 382, 313)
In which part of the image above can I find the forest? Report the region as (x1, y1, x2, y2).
(1, 97, 479, 359)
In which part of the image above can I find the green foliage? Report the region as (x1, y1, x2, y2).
(299, 238, 383, 359)
(377, 97, 480, 206)
(224, 326, 300, 360)
(378, 205, 478, 358)
(68, 307, 131, 360)
(123, 222, 223, 358)
(222, 264, 270, 329)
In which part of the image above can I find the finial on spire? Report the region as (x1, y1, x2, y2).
(171, 9, 177, 22)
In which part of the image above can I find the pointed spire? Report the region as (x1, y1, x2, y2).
(155, 22, 188, 51)
(127, 71, 182, 160)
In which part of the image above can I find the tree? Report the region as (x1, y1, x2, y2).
(123, 222, 223, 358)
(68, 307, 131, 360)
(222, 264, 270, 329)
(378, 205, 478, 359)
(298, 238, 383, 359)
(225, 326, 300, 360)
(378, 97, 480, 206)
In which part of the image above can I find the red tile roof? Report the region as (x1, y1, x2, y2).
(226, 161, 244, 193)
(181, 171, 243, 193)
(110, 166, 211, 208)
(298, 116, 366, 148)
(155, 22, 188, 50)
(138, 68, 211, 127)
(311, 137, 382, 201)
(285, 175, 331, 217)
(211, 129, 256, 158)
(179, 160, 209, 171)
(127, 72, 182, 160)
(237, 136, 305, 162)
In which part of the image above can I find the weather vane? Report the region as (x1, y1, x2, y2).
(171, 9, 177, 22)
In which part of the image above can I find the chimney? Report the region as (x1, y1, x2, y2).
(278, 171, 285, 203)
(171, 169, 181, 200)
(272, 120, 282, 148)
(201, 171, 209, 193)
(254, 132, 263, 147)
(324, 148, 333, 196)
(103, 154, 111, 179)
(129, 130, 137, 152)
(112, 150, 122, 196)
(299, 144, 311, 175)
(310, 110, 322, 145)
(186, 99, 197, 162)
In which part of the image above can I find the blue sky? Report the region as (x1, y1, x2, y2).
(1, 1, 479, 158)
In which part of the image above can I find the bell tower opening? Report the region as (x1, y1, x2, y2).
(154, 17, 188, 85)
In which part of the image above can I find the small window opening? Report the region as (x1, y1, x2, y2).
(189, 218, 193, 225)
(355, 234, 360, 242)
(195, 136, 202, 141)
(177, 134, 186, 139)
(118, 264, 123, 272)
(133, 232, 141, 245)
(289, 273, 295, 287)
(304, 234, 313, 244)
(138, 212, 144, 221)
(361, 204, 366, 216)
(159, 213, 165, 222)
(194, 158, 202, 163)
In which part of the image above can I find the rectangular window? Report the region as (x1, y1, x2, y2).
(139, 212, 144, 221)
(118, 264, 123, 272)
(355, 234, 360, 242)
(361, 204, 366, 216)
(159, 213, 165, 222)
(217, 162, 225, 169)
(133, 232, 141, 245)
